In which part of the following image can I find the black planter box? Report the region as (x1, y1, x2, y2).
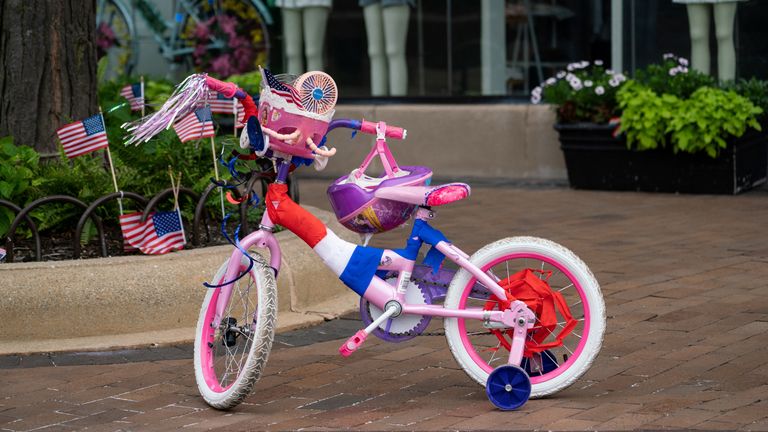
(556, 123, 768, 194)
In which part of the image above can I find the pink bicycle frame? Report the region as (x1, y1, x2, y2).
(212, 210, 282, 327)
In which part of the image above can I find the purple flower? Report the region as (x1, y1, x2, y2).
(679, 57, 689, 66)
(595, 86, 605, 95)
(545, 77, 557, 86)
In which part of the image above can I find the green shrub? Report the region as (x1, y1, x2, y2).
(0, 137, 40, 237)
(617, 82, 763, 157)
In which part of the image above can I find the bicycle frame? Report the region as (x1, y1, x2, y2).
(212, 162, 535, 366)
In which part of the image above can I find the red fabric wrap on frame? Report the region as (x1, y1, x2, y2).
(483, 269, 577, 357)
(241, 93, 258, 121)
(265, 183, 327, 248)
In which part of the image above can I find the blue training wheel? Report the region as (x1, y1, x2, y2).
(486, 365, 532, 410)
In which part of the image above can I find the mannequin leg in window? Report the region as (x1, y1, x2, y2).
(713, 2, 738, 81)
(383, 4, 410, 96)
(303, 6, 331, 71)
(685, 3, 711, 76)
(282, 8, 304, 74)
(363, 3, 388, 96)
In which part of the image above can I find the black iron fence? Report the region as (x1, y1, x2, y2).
(1, 173, 299, 263)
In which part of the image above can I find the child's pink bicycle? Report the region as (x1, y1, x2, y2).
(128, 70, 605, 411)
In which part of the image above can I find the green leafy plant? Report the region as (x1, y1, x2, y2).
(667, 87, 763, 157)
(722, 78, 768, 112)
(617, 82, 763, 157)
(532, 60, 628, 124)
(0, 136, 40, 237)
(616, 81, 680, 151)
(634, 53, 715, 99)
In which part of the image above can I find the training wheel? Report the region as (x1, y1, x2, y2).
(486, 365, 531, 410)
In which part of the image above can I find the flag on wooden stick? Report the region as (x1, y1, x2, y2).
(173, 106, 215, 143)
(56, 114, 109, 159)
(119, 210, 186, 255)
(120, 83, 145, 111)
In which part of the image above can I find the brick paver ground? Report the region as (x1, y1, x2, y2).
(2, 179, 768, 431)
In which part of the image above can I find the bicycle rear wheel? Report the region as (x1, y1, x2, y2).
(444, 237, 605, 398)
(194, 253, 277, 409)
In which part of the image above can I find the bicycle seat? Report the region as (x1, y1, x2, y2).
(374, 183, 471, 207)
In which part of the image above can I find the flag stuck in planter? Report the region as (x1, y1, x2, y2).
(119, 210, 186, 255)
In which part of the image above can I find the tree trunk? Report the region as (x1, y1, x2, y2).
(0, 0, 98, 156)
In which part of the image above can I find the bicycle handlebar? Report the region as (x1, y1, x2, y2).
(327, 119, 407, 140)
(205, 76, 246, 100)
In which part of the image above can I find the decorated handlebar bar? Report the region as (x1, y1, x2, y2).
(122, 68, 406, 166)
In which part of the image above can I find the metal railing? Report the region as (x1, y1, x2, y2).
(1, 173, 298, 263)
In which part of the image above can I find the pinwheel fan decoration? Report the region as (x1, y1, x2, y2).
(295, 71, 338, 115)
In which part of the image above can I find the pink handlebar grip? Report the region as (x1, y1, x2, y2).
(339, 330, 368, 357)
(360, 120, 407, 140)
(205, 76, 238, 98)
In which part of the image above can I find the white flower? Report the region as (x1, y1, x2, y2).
(595, 86, 605, 95)
(565, 73, 576, 81)
(567, 63, 576, 71)
(680, 66, 689, 74)
(569, 79, 583, 91)
(669, 67, 679, 76)
(679, 58, 689, 66)
(609, 78, 620, 87)
(531, 94, 542, 104)
(556, 71, 566, 79)
(606, 69, 615, 75)
(663, 53, 675, 60)
(595, 60, 604, 66)
(545, 77, 557, 86)
(532, 86, 542, 96)
(584, 80, 593, 87)
(580, 61, 590, 68)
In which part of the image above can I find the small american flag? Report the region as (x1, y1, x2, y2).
(207, 90, 236, 113)
(120, 83, 144, 111)
(173, 106, 215, 143)
(56, 114, 109, 159)
(119, 209, 186, 255)
(0, 247, 6, 262)
(263, 68, 303, 109)
(235, 99, 245, 129)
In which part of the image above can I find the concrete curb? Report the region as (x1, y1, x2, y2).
(0, 206, 360, 355)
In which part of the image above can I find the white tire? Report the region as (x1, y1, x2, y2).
(194, 253, 277, 409)
(444, 236, 605, 398)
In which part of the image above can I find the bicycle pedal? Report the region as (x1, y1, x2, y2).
(339, 330, 367, 357)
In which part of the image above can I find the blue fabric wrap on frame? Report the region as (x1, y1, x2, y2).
(340, 246, 385, 296)
(393, 219, 449, 273)
(247, 116, 265, 152)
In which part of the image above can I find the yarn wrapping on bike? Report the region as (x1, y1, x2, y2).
(483, 268, 578, 357)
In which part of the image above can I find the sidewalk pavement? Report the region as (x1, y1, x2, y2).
(1, 179, 768, 431)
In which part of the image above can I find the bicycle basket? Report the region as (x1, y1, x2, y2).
(258, 70, 336, 159)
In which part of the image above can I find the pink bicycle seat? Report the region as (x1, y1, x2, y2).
(374, 183, 471, 207)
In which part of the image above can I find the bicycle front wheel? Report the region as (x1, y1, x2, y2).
(194, 253, 277, 409)
(444, 237, 605, 398)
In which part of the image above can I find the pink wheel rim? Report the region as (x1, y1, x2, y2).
(457, 252, 590, 384)
(199, 266, 256, 393)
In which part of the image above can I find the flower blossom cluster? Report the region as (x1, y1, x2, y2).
(530, 60, 627, 104)
(662, 53, 691, 76)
